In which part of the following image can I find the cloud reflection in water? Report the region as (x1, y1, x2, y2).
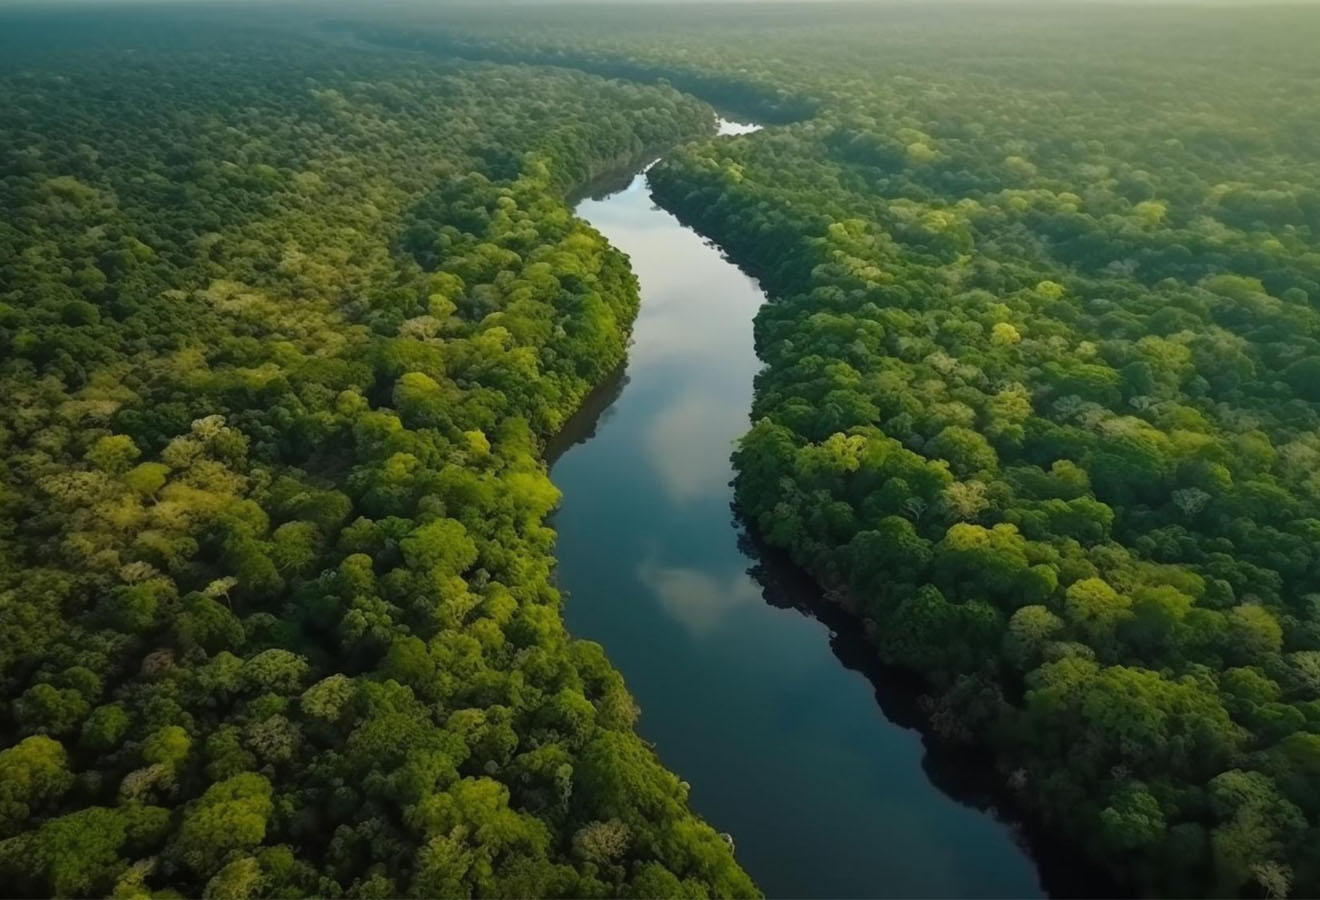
(638, 557, 762, 639)
(643, 392, 741, 504)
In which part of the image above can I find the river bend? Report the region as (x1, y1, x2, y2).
(550, 119, 1043, 899)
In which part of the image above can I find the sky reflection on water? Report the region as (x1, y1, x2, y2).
(549, 122, 1044, 899)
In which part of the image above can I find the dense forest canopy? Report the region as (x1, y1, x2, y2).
(0, 9, 756, 898)
(6, 2, 1320, 898)
(342, 4, 1320, 897)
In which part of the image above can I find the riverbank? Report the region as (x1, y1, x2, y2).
(550, 120, 1045, 898)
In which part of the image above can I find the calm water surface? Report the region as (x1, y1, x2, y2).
(550, 120, 1044, 899)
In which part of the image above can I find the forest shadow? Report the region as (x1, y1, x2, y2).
(566, 161, 655, 207)
(736, 522, 1130, 900)
(544, 361, 630, 467)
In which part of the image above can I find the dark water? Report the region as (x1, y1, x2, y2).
(550, 120, 1045, 899)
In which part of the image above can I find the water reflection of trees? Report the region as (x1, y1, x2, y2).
(736, 520, 1127, 900)
(545, 362, 629, 466)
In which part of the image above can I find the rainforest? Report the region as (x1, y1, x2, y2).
(2, 3, 1319, 898)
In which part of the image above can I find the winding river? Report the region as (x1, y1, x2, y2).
(550, 120, 1044, 898)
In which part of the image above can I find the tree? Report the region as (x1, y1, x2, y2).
(0, 736, 74, 836)
(401, 518, 479, 578)
(1004, 605, 1065, 670)
(143, 725, 191, 772)
(1099, 782, 1166, 857)
(203, 856, 263, 900)
(173, 774, 274, 875)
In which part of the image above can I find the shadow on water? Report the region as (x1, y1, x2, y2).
(545, 301, 1123, 897)
(567, 158, 660, 207)
(738, 523, 1129, 900)
(544, 361, 629, 467)
(550, 116, 1120, 898)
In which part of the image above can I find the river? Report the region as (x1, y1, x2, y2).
(549, 119, 1045, 899)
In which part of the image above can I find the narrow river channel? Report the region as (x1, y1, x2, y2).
(550, 119, 1044, 899)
